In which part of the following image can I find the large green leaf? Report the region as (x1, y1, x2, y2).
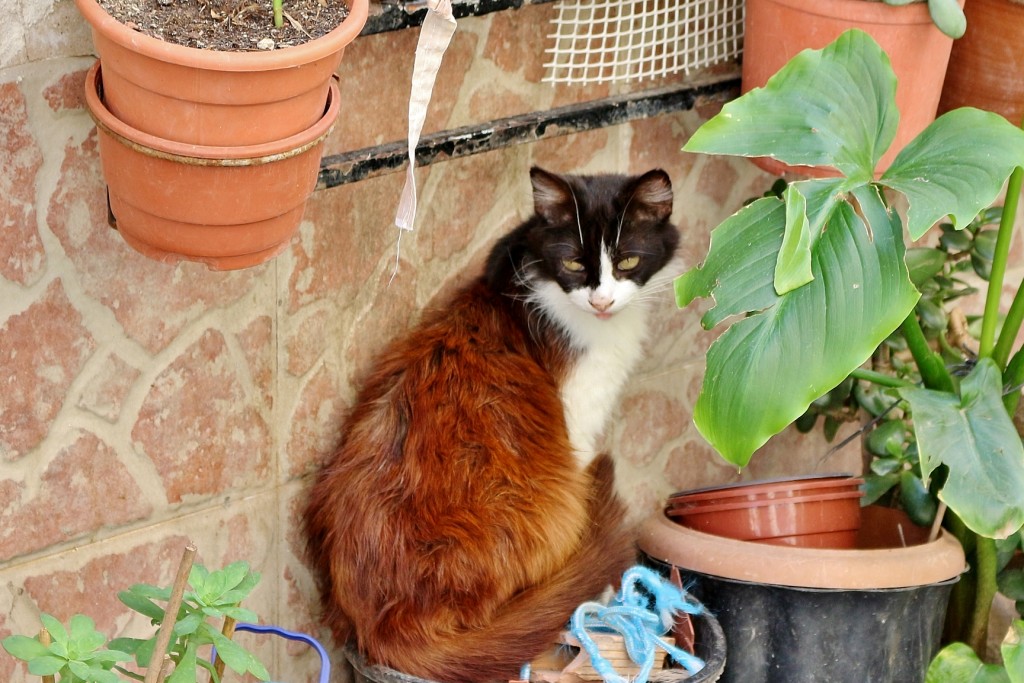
(900, 359, 1024, 538)
(927, 642, 1010, 683)
(881, 109, 1024, 239)
(683, 29, 898, 180)
(684, 186, 919, 465)
(677, 28, 1024, 475)
(1005, 621, 1024, 683)
(676, 197, 784, 326)
(775, 184, 813, 294)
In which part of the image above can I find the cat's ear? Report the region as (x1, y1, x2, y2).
(530, 167, 576, 224)
(624, 169, 674, 223)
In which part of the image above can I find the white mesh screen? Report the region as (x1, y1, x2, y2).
(543, 0, 743, 85)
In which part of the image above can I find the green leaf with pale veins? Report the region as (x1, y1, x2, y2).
(676, 197, 785, 328)
(683, 29, 898, 180)
(881, 109, 1024, 240)
(927, 642, 1010, 683)
(774, 184, 813, 294)
(900, 359, 1024, 538)
(1004, 621, 1024, 683)
(682, 186, 919, 465)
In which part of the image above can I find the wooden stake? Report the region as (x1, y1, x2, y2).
(144, 544, 197, 683)
(929, 501, 948, 543)
(38, 628, 55, 683)
(155, 654, 173, 683)
(211, 616, 237, 682)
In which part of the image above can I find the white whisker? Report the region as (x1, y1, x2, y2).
(616, 187, 641, 248)
(569, 186, 584, 246)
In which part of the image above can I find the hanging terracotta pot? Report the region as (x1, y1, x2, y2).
(742, 0, 960, 176)
(666, 474, 865, 548)
(938, 0, 1024, 125)
(73, 0, 368, 147)
(85, 63, 340, 270)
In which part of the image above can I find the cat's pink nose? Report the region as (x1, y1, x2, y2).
(590, 298, 614, 312)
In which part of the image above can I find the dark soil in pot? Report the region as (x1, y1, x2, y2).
(97, 0, 350, 51)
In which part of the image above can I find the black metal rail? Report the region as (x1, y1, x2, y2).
(316, 74, 740, 189)
(361, 0, 556, 35)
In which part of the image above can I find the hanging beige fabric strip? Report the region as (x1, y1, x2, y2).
(394, 0, 457, 232)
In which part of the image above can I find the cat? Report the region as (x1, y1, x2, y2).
(302, 167, 680, 683)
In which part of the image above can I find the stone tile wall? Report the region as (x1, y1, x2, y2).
(1, 1, 971, 681)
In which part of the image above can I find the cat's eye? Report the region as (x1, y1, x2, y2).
(562, 259, 585, 272)
(617, 256, 640, 271)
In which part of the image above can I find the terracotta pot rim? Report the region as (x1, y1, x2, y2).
(638, 508, 966, 590)
(668, 489, 865, 516)
(668, 474, 863, 503)
(84, 62, 340, 161)
(74, 0, 368, 71)
(754, 529, 860, 547)
(756, 0, 936, 24)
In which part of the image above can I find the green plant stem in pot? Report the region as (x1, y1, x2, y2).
(677, 28, 1024, 665)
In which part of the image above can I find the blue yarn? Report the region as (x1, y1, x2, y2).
(568, 566, 706, 683)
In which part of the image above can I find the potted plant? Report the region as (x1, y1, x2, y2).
(741, 0, 963, 176)
(74, 0, 369, 269)
(938, 0, 1024, 126)
(1, 544, 329, 683)
(661, 27, 1024, 678)
(641, 503, 966, 681)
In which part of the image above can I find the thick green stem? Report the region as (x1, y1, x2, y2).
(968, 536, 999, 656)
(944, 512, 977, 644)
(986, 166, 1023, 366)
(1005, 347, 1024, 415)
(273, 0, 283, 27)
(997, 283, 1024, 374)
(849, 367, 913, 389)
(901, 313, 955, 392)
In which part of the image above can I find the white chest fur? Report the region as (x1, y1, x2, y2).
(530, 279, 651, 468)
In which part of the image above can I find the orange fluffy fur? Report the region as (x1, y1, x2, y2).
(302, 280, 635, 683)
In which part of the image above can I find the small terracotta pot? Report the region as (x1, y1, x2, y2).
(938, 0, 1024, 125)
(667, 474, 865, 548)
(742, 0, 960, 176)
(74, 0, 367, 146)
(85, 63, 339, 270)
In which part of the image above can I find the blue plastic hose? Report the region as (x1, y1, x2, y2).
(210, 622, 330, 683)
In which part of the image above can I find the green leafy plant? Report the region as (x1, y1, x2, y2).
(677, 27, 1024, 664)
(112, 561, 269, 683)
(796, 205, 1002, 526)
(889, 0, 967, 39)
(927, 621, 1024, 681)
(1, 615, 131, 683)
(2, 547, 269, 683)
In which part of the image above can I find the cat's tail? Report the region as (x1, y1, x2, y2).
(373, 453, 636, 683)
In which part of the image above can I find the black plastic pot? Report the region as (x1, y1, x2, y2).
(639, 505, 965, 683)
(646, 556, 955, 683)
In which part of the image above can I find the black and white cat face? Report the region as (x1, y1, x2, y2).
(525, 167, 679, 320)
